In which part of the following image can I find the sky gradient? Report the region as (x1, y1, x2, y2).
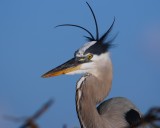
(0, 0, 160, 127)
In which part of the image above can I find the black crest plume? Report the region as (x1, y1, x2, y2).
(55, 2, 115, 44)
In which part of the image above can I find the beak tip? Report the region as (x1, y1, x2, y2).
(41, 75, 45, 78)
(41, 72, 57, 78)
(41, 58, 80, 78)
(41, 73, 48, 78)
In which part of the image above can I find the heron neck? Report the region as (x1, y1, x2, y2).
(91, 54, 113, 103)
(76, 87, 103, 128)
(76, 60, 112, 128)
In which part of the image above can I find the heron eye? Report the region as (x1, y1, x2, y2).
(87, 53, 93, 60)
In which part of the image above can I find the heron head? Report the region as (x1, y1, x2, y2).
(41, 2, 116, 78)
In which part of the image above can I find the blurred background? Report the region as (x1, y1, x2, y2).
(0, 0, 160, 127)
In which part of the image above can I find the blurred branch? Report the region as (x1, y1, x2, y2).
(30, 99, 53, 120)
(141, 107, 160, 128)
(3, 115, 27, 122)
(19, 99, 54, 128)
(3, 99, 54, 128)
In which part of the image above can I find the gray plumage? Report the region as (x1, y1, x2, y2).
(42, 2, 148, 128)
(75, 52, 143, 128)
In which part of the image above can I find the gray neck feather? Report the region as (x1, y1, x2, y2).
(76, 59, 112, 128)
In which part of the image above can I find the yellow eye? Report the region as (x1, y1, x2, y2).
(87, 54, 93, 60)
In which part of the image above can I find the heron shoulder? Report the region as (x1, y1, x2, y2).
(97, 97, 142, 128)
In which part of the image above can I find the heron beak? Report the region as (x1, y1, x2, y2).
(42, 58, 81, 78)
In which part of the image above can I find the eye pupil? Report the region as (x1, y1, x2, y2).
(88, 54, 93, 60)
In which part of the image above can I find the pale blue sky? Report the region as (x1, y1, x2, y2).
(0, 0, 160, 128)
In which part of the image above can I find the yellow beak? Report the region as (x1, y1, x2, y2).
(42, 58, 81, 78)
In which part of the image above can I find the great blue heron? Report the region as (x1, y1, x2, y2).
(42, 2, 145, 128)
